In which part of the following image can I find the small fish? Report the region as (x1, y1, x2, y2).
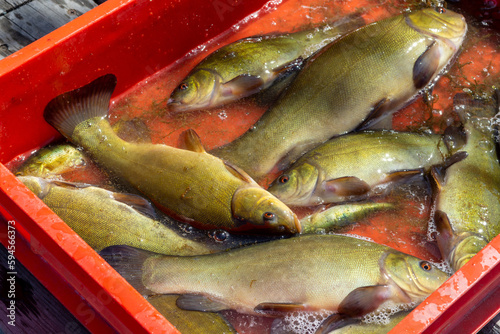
(431, 91, 500, 271)
(168, 16, 365, 112)
(43, 74, 300, 235)
(268, 131, 451, 206)
(211, 8, 467, 180)
(100, 234, 448, 319)
(300, 202, 395, 234)
(15, 144, 87, 178)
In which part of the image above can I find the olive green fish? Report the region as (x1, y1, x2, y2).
(431, 91, 500, 272)
(300, 202, 395, 233)
(18, 175, 218, 254)
(268, 131, 452, 206)
(100, 234, 448, 320)
(43, 75, 300, 235)
(168, 15, 365, 112)
(211, 8, 467, 180)
(16, 143, 87, 178)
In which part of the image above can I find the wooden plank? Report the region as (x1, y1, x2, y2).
(0, 16, 34, 58)
(4, 0, 29, 7)
(5, 4, 59, 40)
(31, 0, 96, 28)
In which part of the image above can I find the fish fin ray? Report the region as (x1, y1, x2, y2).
(223, 160, 256, 184)
(337, 285, 392, 318)
(385, 169, 424, 183)
(324, 177, 371, 197)
(179, 129, 206, 153)
(99, 245, 156, 296)
(44, 74, 117, 138)
(356, 98, 391, 130)
(112, 192, 158, 219)
(314, 314, 356, 334)
(413, 41, 440, 90)
(223, 75, 264, 97)
(254, 302, 306, 314)
(430, 151, 468, 189)
(176, 294, 229, 312)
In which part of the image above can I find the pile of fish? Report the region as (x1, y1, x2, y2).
(13, 4, 500, 334)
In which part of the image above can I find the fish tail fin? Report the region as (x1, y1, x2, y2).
(44, 74, 117, 138)
(99, 245, 156, 296)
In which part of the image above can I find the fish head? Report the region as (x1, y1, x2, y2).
(381, 252, 449, 302)
(168, 69, 221, 112)
(268, 163, 319, 206)
(231, 186, 301, 234)
(406, 8, 467, 48)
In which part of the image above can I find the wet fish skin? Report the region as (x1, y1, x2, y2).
(168, 16, 365, 112)
(268, 131, 450, 206)
(16, 144, 87, 178)
(18, 175, 218, 255)
(147, 295, 237, 334)
(300, 202, 395, 233)
(211, 8, 467, 180)
(100, 234, 448, 318)
(432, 91, 500, 271)
(43, 75, 300, 235)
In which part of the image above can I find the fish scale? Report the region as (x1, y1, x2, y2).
(211, 9, 467, 180)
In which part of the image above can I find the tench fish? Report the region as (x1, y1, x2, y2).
(211, 8, 467, 180)
(268, 131, 451, 206)
(15, 143, 87, 178)
(300, 202, 395, 233)
(168, 15, 365, 112)
(43, 74, 300, 235)
(100, 234, 448, 320)
(431, 91, 500, 271)
(18, 175, 217, 254)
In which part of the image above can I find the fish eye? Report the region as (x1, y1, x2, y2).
(435, 7, 446, 14)
(210, 230, 229, 242)
(419, 261, 432, 271)
(279, 175, 290, 184)
(263, 212, 276, 221)
(179, 83, 189, 90)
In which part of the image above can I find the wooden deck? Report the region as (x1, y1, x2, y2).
(0, 0, 101, 59)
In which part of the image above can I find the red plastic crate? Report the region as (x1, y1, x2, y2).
(0, 0, 499, 332)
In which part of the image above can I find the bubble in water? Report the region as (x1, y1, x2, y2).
(272, 310, 333, 334)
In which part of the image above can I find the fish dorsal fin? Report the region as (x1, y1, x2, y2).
(413, 41, 440, 90)
(254, 302, 306, 314)
(179, 129, 206, 153)
(44, 74, 117, 139)
(324, 176, 371, 197)
(223, 160, 257, 184)
(176, 294, 229, 312)
(51, 179, 93, 189)
(112, 192, 158, 219)
(222, 75, 264, 97)
(385, 169, 423, 183)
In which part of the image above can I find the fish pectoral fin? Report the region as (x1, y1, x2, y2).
(223, 160, 257, 184)
(254, 302, 306, 314)
(179, 129, 207, 153)
(434, 210, 455, 254)
(356, 98, 391, 130)
(51, 179, 92, 189)
(413, 41, 440, 90)
(385, 169, 424, 183)
(314, 314, 359, 334)
(112, 192, 158, 219)
(176, 294, 229, 312)
(337, 285, 392, 318)
(324, 177, 371, 197)
(223, 75, 264, 97)
(272, 57, 305, 77)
